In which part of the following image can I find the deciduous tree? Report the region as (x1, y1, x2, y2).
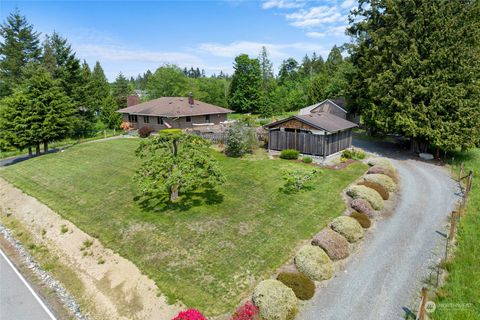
(228, 54, 262, 113)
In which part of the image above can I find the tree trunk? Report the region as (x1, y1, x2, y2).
(35, 144, 41, 156)
(435, 148, 440, 159)
(28, 147, 32, 157)
(43, 141, 48, 153)
(170, 185, 179, 202)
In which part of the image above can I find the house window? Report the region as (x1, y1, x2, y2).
(205, 115, 210, 123)
(128, 114, 138, 123)
(157, 117, 163, 125)
(143, 116, 149, 123)
(186, 116, 191, 122)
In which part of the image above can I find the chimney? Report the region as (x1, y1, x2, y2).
(188, 92, 194, 107)
(127, 94, 141, 107)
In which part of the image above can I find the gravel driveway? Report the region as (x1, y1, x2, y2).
(298, 137, 460, 320)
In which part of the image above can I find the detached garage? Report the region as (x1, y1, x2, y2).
(264, 113, 358, 158)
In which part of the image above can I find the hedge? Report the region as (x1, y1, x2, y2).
(364, 173, 396, 192)
(294, 245, 333, 281)
(358, 180, 389, 200)
(330, 216, 365, 243)
(280, 149, 300, 160)
(277, 271, 315, 300)
(252, 279, 298, 320)
(346, 185, 384, 210)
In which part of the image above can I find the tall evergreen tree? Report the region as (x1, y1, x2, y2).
(0, 9, 41, 96)
(112, 72, 132, 109)
(228, 54, 262, 113)
(348, 0, 480, 152)
(89, 61, 110, 112)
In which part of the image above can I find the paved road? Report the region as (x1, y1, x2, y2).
(0, 249, 56, 320)
(298, 138, 460, 319)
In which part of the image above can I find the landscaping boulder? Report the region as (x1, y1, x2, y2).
(252, 279, 298, 320)
(349, 211, 371, 228)
(364, 174, 396, 192)
(358, 180, 389, 200)
(350, 198, 374, 217)
(311, 228, 349, 260)
(367, 165, 398, 183)
(346, 185, 384, 210)
(419, 153, 434, 160)
(330, 216, 365, 243)
(277, 271, 315, 300)
(294, 245, 333, 281)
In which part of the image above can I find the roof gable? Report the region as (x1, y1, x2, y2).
(264, 112, 357, 133)
(298, 98, 348, 115)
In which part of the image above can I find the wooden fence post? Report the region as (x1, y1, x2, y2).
(416, 287, 427, 320)
(449, 211, 458, 241)
(460, 162, 465, 181)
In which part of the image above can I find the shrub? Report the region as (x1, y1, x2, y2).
(302, 156, 313, 164)
(350, 198, 374, 217)
(358, 180, 389, 200)
(231, 300, 259, 320)
(364, 173, 396, 192)
(160, 128, 182, 135)
(120, 121, 133, 132)
(225, 122, 257, 157)
(367, 157, 395, 171)
(280, 149, 299, 160)
(367, 165, 398, 183)
(282, 169, 319, 193)
(252, 279, 298, 320)
(311, 228, 349, 260)
(277, 271, 315, 300)
(172, 309, 207, 320)
(349, 211, 371, 228)
(138, 125, 154, 138)
(346, 185, 384, 210)
(294, 245, 333, 281)
(330, 216, 365, 243)
(341, 148, 366, 160)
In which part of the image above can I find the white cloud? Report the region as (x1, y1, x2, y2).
(340, 0, 356, 10)
(285, 6, 344, 28)
(306, 25, 347, 38)
(198, 40, 328, 59)
(261, 0, 304, 9)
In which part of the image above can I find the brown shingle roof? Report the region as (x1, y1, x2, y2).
(117, 97, 232, 117)
(264, 112, 357, 133)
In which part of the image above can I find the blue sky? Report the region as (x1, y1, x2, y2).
(0, 0, 357, 81)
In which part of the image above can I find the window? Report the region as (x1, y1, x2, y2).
(143, 116, 149, 123)
(128, 114, 138, 123)
(205, 115, 210, 123)
(186, 116, 191, 122)
(157, 117, 163, 125)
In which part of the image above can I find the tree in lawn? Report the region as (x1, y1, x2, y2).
(0, 9, 41, 97)
(228, 54, 262, 113)
(348, 0, 480, 153)
(112, 72, 132, 109)
(134, 130, 225, 202)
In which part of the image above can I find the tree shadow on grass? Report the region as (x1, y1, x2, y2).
(134, 188, 224, 213)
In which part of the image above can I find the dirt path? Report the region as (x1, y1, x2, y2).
(0, 178, 182, 320)
(298, 156, 459, 319)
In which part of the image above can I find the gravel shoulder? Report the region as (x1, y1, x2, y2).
(298, 140, 460, 319)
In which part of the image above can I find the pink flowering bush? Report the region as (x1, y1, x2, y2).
(172, 309, 207, 320)
(231, 301, 259, 320)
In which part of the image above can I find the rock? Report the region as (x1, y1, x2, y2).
(419, 153, 434, 160)
(346, 185, 384, 210)
(277, 271, 315, 300)
(252, 279, 298, 320)
(349, 211, 372, 228)
(294, 245, 333, 281)
(330, 216, 365, 243)
(311, 228, 349, 260)
(350, 198, 374, 217)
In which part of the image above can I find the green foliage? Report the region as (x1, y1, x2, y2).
(146, 65, 189, 99)
(112, 72, 133, 109)
(346, 185, 384, 210)
(252, 279, 298, 320)
(294, 245, 333, 281)
(133, 132, 225, 202)
(99, 94, 122, 129)
(228, 54, 262, 113)
(358, 180, 389, 200)
(302, 157, 313, 164)
(363, 174, 396, 192)
(138, 125, 154, 138)
(348, 0, 480, 151)
(224, 122, 257, 157)
(282, 169, 319, 193)
(280, 149, 299, 160)
(329, 216, 365, 242)
(277, 271, 315, 300)
(342, 148, 366, 160)
(349, 211, 371, 229)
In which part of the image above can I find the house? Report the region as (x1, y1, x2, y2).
(264, 112, 358, 158)
(117, 94, 232, 131)
(299, 98, 360, 124)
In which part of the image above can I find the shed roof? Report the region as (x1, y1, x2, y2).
(264, 112, 357, 133)
(117, 97, 232, 117)
(298, 98, 347, 115)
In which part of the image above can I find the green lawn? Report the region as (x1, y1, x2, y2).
(0, 138, 366, 315)
(433, 149, 480, 319)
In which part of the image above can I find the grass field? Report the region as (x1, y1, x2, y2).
(0, 138, 366, 315)
(433, 150, 480, 319)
